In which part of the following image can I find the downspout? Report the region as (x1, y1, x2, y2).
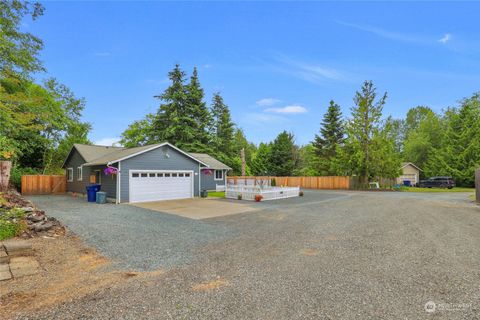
(106, 162, 120, 204)
(198, 163, 201, 197)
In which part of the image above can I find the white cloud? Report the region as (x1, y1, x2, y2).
(202, 64, 213, 69)
(256, 98, 281, 107)
(243, 113, 288, 124)
(265, 105, 307, 114)
(94, 137, 122, 147)
(272, 55, 345, 84)
(438, 33, 451, 44)
(336, 20, 428, 44)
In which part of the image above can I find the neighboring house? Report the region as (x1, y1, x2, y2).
(397, 162, 422, 186)
(62, 142, 231, 203)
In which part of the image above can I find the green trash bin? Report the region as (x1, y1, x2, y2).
(96, 191, 107, 204)
(200, 190, 208, 198)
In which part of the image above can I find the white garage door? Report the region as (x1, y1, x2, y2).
(129, 170, 193, 203)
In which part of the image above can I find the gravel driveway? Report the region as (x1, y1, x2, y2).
(24, 190, 479, 319)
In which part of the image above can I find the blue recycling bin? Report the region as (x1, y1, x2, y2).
(86, 184, 101, 202)
(403, 180, 411, 187)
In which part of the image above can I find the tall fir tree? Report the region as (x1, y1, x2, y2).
(269, 131, 296, 176)
(150, 64, 189, 147)
(211, 92, 235, 156)
(250, 143, 271, 176)
(184, 67, 212, 152)
(347, 80, 387, 182)
(312, 100, 344, 175)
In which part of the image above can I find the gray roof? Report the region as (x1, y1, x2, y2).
(68, 143, 229, 169)
(188, 153, 231, 170)
(73, 143, 124, 163)
(401, 162, 423, 171)
(82, 143, 164, 166)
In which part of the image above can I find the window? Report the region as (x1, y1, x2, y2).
(157, 173, 164, 177)
(77, 167, 83, 181)
(172, 173, 178, 177)
(141, 173, 148, 177)
(165, 173, 171, 177)
(214, 170, 223, 180)
(67, 168, 73, 182)
(132, 173, 139, 178)
(185, 173, 190, 177)
(95, 170, 102, 184)
(179, 173, 184, 177)
(149, 173, 156, 177)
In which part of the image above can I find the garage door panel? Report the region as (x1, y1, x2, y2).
(129, 171, 193, 203)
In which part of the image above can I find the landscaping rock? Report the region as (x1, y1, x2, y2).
(27, 213, 45, 223)
(0, 263, 12, 281)
(9, 256, 40, 278)
(0, 246, 8, 264)
(33, 221, 54, 232)
(3, 240, 33, 257)
(20, 206, 34, 212)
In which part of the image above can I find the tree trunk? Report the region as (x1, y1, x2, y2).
(0, 161, 12, 191)
(476, 168, 480, 203)
(240, 148, 246, 176)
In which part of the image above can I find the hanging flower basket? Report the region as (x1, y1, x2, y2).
(104, 167, 118, 176)
(201, 168, 213, 175)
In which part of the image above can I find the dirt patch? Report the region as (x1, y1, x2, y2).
(191, 278, 228, 291)
(324, 234, 338, 241)
(0, 234, 164, 318)
(300, 248, 318, 256)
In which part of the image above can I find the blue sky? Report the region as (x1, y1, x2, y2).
(31, 1, 480, 146)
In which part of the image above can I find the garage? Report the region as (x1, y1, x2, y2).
(129, 170, 193, 203)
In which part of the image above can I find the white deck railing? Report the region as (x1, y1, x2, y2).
(226, 185, 300, 201)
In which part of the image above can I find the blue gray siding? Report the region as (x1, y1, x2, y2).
(65, 149, 91, 194)
(89, 165, 117, 199)
(201, 170, 226, 191)
(119, 145, 200, 203)
(64, 149, 117, 199)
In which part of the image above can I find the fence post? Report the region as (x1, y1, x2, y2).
(476, 168, 480, 203)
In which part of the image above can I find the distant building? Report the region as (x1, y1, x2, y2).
(397, 162, 422, 186)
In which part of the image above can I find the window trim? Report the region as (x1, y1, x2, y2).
(77, 166, 83, 181)
(67, 168, 73, 182)
(214, 169, 223, 181)
(95, 170, 102, 184)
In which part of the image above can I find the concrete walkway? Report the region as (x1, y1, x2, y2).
(130, 198, 258, 219)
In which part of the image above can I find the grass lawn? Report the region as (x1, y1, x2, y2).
(207, 191, 225, 198)
(402, 187, 475, 193)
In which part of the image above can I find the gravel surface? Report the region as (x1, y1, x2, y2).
(21, 190, 480, 319)
(27, 195, 234, 270)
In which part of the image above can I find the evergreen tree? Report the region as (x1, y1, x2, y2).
(150, 64, 190, 148)
(184, 67, 212, 151)
(269, 131, 296, 176)
(346, 80, 388, 182)
(312, 100, 344, 175)
(250, 143, 271, 176)
(425, 94, 480, 186)
(211, 92, 235, 156)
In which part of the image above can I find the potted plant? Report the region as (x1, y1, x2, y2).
(254, 194, 263, 202)
(237, 194, 242, 200)
(299, 190, 304, 197)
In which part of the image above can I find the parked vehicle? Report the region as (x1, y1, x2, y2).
(419, 176, 456, 189)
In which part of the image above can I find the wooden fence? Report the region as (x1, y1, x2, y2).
(21, 175, 66, 195)
(227, 176, 351, 190)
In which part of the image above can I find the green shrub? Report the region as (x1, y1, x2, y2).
(0, 208, 26, 240)
(271, 178, 276, 187)
(10, 166, 39, 190)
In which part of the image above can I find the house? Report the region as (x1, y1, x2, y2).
(62, 142, 231, 203)
(397, 162, 422, 186)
